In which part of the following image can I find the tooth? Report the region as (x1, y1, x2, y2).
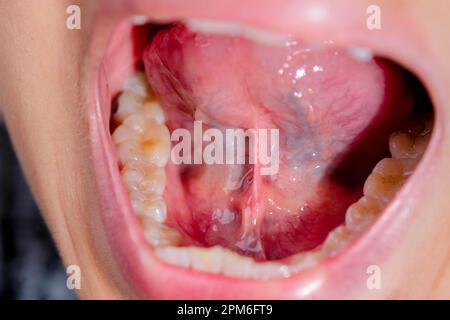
(116, 140, 146, 164)
(114, 96, 163, 127)
(389, 131, 431, 159)
(121, 164, 166, 196)
(322, 225, 353, 256)
(348, 46, 374, 62)
(363, 166, 403, 203)
(155, 247, 191, 268)
(112, 123, 140, 145)
(139, 166, 167, 195)
(345, 196, 382, 233)
(132, 15, 149, 26)
(363, 158, 414, 203)
(221, 250, 254, 278)
(185, 19, 291, 46)
(414, 133, 431, 157)
(141, 123, 171, 167)
(121, 166, 144, 192)
(116, 122, 170, 167)
(114, 91, 146, 124)
(252, 262, 291, 279)
(288, 251, 324, 273)
(142, 101, 166, 125)
(122, 71, 151, 97)
(142, 218, 182, 247)
(389, 131, 415, 159)
(132, 195, 167, 223)
(189, 246, 224, 273)
(122, 113, 151, 135)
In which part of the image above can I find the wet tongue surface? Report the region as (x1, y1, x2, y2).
(143, 24, 413, 260)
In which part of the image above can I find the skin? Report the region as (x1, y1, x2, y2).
(0, 0, 449, 299)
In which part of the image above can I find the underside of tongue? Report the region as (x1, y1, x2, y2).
(143, 23, 413, 260)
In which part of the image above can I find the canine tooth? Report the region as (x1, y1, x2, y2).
(142, 218, 182, 247)
(345, 196, 382, 233)
(322, 225, 353, 256)
(123, 71, 151, 97)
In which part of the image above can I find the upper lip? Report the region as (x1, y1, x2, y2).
(85, 0, 445, 298)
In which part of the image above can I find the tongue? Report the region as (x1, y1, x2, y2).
(143, 24, 413, 260)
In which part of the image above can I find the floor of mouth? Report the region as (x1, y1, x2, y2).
(110, 22, 434, 262)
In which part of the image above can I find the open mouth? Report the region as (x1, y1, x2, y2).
(90, 6, 440, 299)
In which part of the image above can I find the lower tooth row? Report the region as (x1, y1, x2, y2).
(113, 72, 432, 278)
(322, 113, 432, 257)
(112, 72, 183, 247)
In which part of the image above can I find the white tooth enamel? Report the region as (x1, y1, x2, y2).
(141, 124, 171, 167)
(185, 19, 291, 46)
(221, 249, 254, 278)
(155, 247, 191, 268)
(189, 246, 224, 274)
(132, 195, 167, 223)
(122, 71, 151, 97)
(143, 101, 166, 125)
(132, 15, 149, 26)
(113, 73, 174, 245)
(322, 225, 353, 256)
(363, 158, 410, 204)
(389, 131, 415, 159)
(114, 91, 146, 124)
(112, 124, 140, 145)
(142, 218, 183, 247)
(345, 196, 382, 233)
(348, 46, 374, 62)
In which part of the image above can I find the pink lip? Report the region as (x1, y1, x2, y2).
(87, 0, 445, 298)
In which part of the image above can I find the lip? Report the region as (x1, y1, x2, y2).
(85, 0, 448, 298)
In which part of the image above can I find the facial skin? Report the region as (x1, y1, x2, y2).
(0, 0, 449, 299)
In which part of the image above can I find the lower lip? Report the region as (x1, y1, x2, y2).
(87, 3, 445, 299)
